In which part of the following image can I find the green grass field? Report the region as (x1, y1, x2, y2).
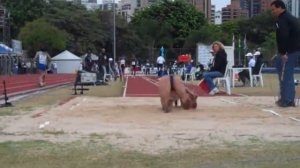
(0, 141, 300, 168)
(1, 76, 300, 168)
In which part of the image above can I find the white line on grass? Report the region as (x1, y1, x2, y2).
(39, 121, 50, 129)
(219, 98, 237, 104)
(262, 109, 282, 117)
(289, 117, 300, 122)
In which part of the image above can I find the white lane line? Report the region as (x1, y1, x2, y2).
(39, 121, 50, 129)
(219, 98, 237, 104)
(262, 109, 282, 117)
(289, 117, 300, 122)
(123, 76, 129, 98)
(126, 94, 159, 96)
(237, 93, 249, 97)
(141, 76, 159, 86)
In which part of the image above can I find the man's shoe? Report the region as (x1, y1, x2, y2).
(276, 100, 295, 107)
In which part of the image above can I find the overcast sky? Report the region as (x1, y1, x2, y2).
(101, 0, 231, 11)
(212, 0, 230, 11)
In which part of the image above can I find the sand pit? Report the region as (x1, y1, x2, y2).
(1, 96, 300, 154)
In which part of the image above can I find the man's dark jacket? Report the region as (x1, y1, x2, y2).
(276, 11, 300, 55)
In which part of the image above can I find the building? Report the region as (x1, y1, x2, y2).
(100, 0, 117, 11)
(81, 0, 100, 10)
(260, 0, 272, 13)
(140, 0, 160, 8)
(119, 0, 140, 22)
(222, 0, 248, 23)
(214, 10, 222, 25)
(239, 0, 272, 17)
(0, 5, 10, 45)
(283, 0, 300, 18)
(210, 5, 215, 23)
(188, 0, 212, 23)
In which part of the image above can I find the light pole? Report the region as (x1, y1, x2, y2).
(113, 0, 116, 63)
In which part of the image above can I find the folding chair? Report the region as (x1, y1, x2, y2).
(252, 63, 264, 87)
(215, 64, 231, 95)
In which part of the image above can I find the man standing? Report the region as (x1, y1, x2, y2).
(271, 0, 300, 107)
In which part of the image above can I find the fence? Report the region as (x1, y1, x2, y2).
(0, 54, 20, 75)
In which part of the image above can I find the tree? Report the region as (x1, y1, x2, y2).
(44, 0, 108, 55)
(238, 11, 275, 45)
(184, 24, 223, 48)
(19, 19, 67, 57)
(3, 0, 47, 37)
(261, 32, 276, 65)
(131, 0, 206, 48)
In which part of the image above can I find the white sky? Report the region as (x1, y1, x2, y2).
(212, 0, 230, 11)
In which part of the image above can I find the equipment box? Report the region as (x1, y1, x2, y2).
(80, 72, 97, 83)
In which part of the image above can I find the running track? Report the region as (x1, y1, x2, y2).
(124, 76, 229, 97)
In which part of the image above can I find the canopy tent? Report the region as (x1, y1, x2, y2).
(51, 50, 81, 74)
(0, 43, 13, 54)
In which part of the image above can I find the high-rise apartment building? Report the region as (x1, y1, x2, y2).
(211, 5, 215, 23)
(100, 0, 117, 11)
(188, 0, 212, 23)
(222, 0, 248, 23)
(283, 0, 300, 18)
(239, 0, 272, 17)
(214, 10, 222, 25)
(119, 0, 140, 22)
(260, 0, 272, 13)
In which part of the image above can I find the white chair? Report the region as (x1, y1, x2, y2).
(252, 63, 264, 87)
(215, 64, 231, 95)
(185, 67, 197, 83)
(103, 66, 112, 81)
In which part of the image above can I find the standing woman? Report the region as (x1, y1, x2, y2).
(34, 48, 51, 87)
(203, 41, 228, 95)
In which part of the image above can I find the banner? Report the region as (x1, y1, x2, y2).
(11, 39, 23, 54)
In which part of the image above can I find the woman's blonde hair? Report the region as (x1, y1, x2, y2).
(211, 41, 225, 50)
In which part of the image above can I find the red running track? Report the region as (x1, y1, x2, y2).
(124, 76, 230, 97)
(0, 74, 76, 99)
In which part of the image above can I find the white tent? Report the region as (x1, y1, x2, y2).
(52, 50, 81, 74)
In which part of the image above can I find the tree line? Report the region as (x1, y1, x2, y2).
(3, 0, 277, 63)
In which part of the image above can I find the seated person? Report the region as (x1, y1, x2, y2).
(158, 75, 197, 112)
(202, 41, 227, 95)
(238, 53, 256, 86)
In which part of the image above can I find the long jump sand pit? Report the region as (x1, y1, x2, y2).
(2, 96, 300, 154)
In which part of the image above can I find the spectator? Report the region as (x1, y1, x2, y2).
(84, 49, 93, 72)
(238, 52, 256, 86)
(202, 41, 228, 95)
